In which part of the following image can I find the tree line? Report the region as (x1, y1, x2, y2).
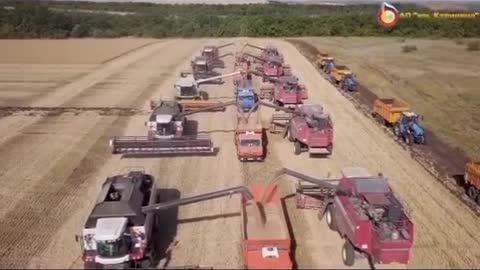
(1, 1, 479, 39)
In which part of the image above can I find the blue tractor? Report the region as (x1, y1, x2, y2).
(339, 73, 357, 92)
(393, 111, 426, 145)
(235, 79, 258, 112)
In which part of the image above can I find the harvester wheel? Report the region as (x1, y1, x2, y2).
(342, 240, 355, 267)
(287, 128, 295, 142)
(199, 91, 209, 100)
(294, 141, 302, 155)
(325, 204, 337, 231)
(467, 185, 478, 200)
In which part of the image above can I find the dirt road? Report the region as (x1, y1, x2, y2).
(0, 38, 479, 269)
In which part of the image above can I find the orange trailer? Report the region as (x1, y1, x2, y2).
(241, 183, 292, 269)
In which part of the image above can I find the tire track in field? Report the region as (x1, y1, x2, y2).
(0, 40, 170, 146)
(0, 40, 200, 268)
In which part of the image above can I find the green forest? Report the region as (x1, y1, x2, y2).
(1, 0, 479, 38)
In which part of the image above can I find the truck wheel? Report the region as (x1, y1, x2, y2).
(325, 204, 337, 231)
(294, 141, 302, 155)
(342, 240, 355, 267)
(467, 185, 478, 200)
(476, 193, 480, 206)
(287, 128, 294, 142)
(419, 136, 426, 145)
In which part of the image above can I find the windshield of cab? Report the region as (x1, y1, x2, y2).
(96, 238, 129, 258)
(195, 64, 207, 72)
(239, 95, 253, 101)
(180, 86, 195, 96)
(354, 179, 390, 193)
(157, 123, 173, 135)
(240, 139, 261, 147)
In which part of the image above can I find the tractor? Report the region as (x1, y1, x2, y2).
(393, 111, 426, 145)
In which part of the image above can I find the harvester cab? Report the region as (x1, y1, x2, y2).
(274, 167, 415, 267)
(393, 111, 426, 145)
(174, 75, 206, 100)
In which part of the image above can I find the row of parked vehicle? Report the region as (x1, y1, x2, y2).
(316, 51, 480, 207)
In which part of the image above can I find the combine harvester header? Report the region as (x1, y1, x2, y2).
(109, 100, 236, 156)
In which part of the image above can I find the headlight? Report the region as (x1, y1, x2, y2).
(391, 230, 399, 240)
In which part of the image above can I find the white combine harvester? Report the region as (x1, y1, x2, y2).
(75, 169, 255, 269)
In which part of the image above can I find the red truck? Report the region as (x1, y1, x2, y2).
(235, 110, 265, 162)
(279, 167, 415, 267)
(242, 183, 292, 269)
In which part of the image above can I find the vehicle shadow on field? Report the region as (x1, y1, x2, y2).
(152, 188, 181, 269)
(281, 194, 298, 269)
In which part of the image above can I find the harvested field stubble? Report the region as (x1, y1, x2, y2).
(0, 38, 478, 270)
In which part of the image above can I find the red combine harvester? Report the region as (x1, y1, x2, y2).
(77, 169, 292, 269)
(109, 100, 235, 155)
(258, 75, 308, 108)
(242, 53, 291, 82)
(267, 103, 334, 157)
(200, 42, 235, 68)
(276, 167, 415, 267)
(243, 43, 284, 64)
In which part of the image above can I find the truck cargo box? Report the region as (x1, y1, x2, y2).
(373, 98, 410, 125)
(241, 184, 292, 269)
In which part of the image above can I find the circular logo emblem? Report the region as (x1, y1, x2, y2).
(378, 2, 400, 28)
